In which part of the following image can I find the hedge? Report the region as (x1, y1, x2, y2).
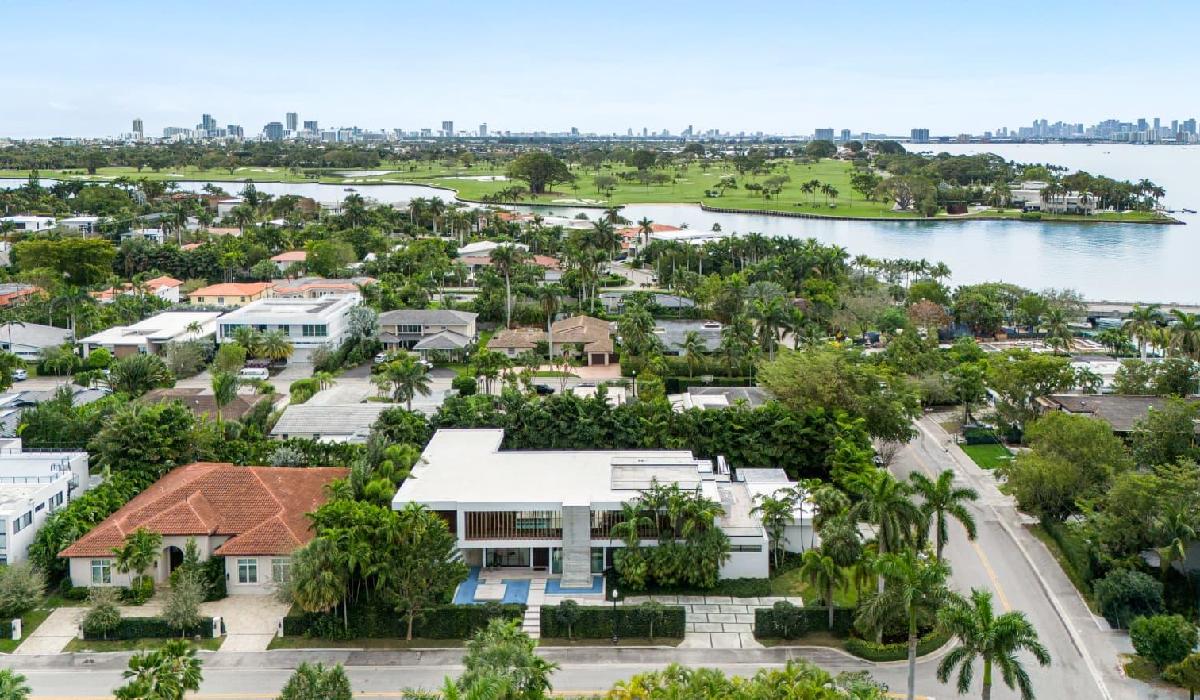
(753, 606, 855, 639)
(962, 425, 1001, 445)
(664, 376, 755, 394)
(83, 617, 215, 641)
(282, 603, 524, 640)
(635, 578, 772, 599)
(844, 628, 952, 661)
(539, 604, 686, 639)
(1041, 521, 1098, 587)
(0, 620, 11, 639)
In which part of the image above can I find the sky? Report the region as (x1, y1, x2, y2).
(2, 0, 1198, 139)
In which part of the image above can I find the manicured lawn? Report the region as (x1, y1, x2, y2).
(758, 630, 847, 649)
(64, 637, 224, 652)
(960, 443, 1014, 469)
(533, 370, 577, 377)
(267, 637, 463, 650)
(768, 568, 858, 607)
(0, 608, 52, 654)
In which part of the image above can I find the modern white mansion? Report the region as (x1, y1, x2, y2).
(0, 438, 90, 564)
(216, 293, 360, 362)
(392, 429, 816, 588)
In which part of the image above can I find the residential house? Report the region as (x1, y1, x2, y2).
(0, 437, 90, 564)
(599, 292, 695, 314)
(615, 223, 682, 253)
(456, 241, 527, 258)
(378, 309, 478, 360)
(391, 429, 770, 587)
(215, 198, 243, 218)
(1035, 394, 1200, 435)
(0, 216, 56, 232)
(120, 228, 167, 245)
(457, 254, 562, 284)
(488, 315, 615, 366)
(189, 282, 275, 307)
(669, 386, 770, 412)
(270, 251, 307, 273)
(93, 276, 184, 305)
(59, 462, 347, 594)
(141, 388, 280, 422)
(79, 311, 221, 358)
(1009, 181, 1097, 215)
(270, 403, 395, 443)
(271, 277, 376, 299)
(0, 283, 42, 308)
(652, 319, 723, 356)
(0, 323, 73, 361)
(59, 216, 103, 235)
(216, 294, 360, 362)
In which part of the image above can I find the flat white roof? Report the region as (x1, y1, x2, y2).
(394, 429, 713, 508)
(220, 294, 359, 320)
(80, 311, 221, 346)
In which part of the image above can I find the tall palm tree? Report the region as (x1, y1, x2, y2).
(1124, 303, 1163, 359)
(798, 549, 847, 631)
(116, 639, 203, 700)
(937, 589, 1051, 700)
(636, 217, 655, 249)
(489, 244, 529, 329)
(857, 550, 952, 700)
(1170, 310, 1200, 360)
(1152, 507, 1196, 582)
(677, 330, 707, 378)
(112, 528, 163, 587)
(536, 284, 562, 360)
(210, 371, 238, 423)
(909, 470, 978, 562)
(383, 355, 432, 410)
(231, 326, 264, 358)
(1042, 307, 1074, 354)
(259, 329, 294, 363)
(847, 470, 921, 594)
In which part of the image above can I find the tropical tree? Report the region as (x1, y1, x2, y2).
(108, 354, 174, 396)
(909, 470, 978, 562)
(1170, 311, 1200, 360)
(260, 329, 295, 363)
(490, 244, 529, 329)
(847, 470, 921, 593)
(798, 549, 848, 631)
(750, 491, 796, 568)
(536, 284, 563, 359)
(389, 502, 468, 640)
(373, 356, 432, 410)
(114, 639, 203, 700)
(677, 330, 707, 378)
(458, 619, 559, 699)
(857, 550, 952, 700)
(112, 528, 163, 587)
(277, 662, 352, 700)
(286, 537, 349, 631)
(211, 371, 238, 422)
(1124, 304, 1163, 359)
(0, 670, 30, 700)
(937, 589, 1051, 700)
(1042, 307, 1074, 354)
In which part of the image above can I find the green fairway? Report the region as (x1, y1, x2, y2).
(960, 443, 1014, 469)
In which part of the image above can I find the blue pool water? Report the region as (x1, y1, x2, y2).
(452, 568, 532, 605)
(452, 567, 482, 605)
(500, 579, 530, 604)
(546, 576, 604, 595)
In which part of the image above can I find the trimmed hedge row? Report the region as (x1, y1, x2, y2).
(844, 628, 952, 661)
(539, 604, 686, 640)
(282, 603, 524, 640)
(753, 605, 855, 639)
(83, 617, 215, 641)
(0, 620, 11, 639)
(636, 578, 772, 599)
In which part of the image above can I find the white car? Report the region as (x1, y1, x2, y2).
(10, 369, 27, 381)
(237, 367, 270, 381)
(374, 352, 391, 364)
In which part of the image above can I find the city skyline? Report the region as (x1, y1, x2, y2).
(3, 0, 1198, 139)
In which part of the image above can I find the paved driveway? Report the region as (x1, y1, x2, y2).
(203, 595, 290, 653)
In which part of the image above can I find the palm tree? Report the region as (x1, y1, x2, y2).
(381, 355, 432, 410)
(610, 500, 654, 550)
(909, 470, 978, 562)
(857, 550, 952, 700)
(1124, 303, 1163, 359)
(1170, 310, 1200, 360)
(109, 354, 173, 397)
(116, 639, 203, 700)
(231, 326, 264, 357)
(259, 329, 294, 363)
(751, 492, 796, 569)
(937, 589, 1051, 700)
(1042, 307, 1074, 354)
(1152, 507, 1196, 582)
(113, 528, 163, 588)
(536, 284, 562, 360)
(847, 470, 921, 594)
(798, 550, 847, 631)
(677, 330, 707, 378)
(489, 244, 529, 329)
(289, 537, 350, 630)
(211, 371, 238, 422)
(636, 217, 655, 249)
(0, 669, 31, 700)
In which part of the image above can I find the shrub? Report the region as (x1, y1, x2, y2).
(82, 588, 122, 639)
(1094, 569, 1163, 628)
(451, 375, 477, 396)
(844, 627, 951, 661)
(120, 576, 155, 605)
(283, 602, 523, 640)
(1019, 211, 1042, 221)
(539, 604, 686, 640)
(163, 571, 205, 633)
(754, 605, 855, 639)
(636, 577, 771, 598)
(1131, 614, 1198, 669)
(290, 378, 320, 404)
(61, 585, 91, 602)
(0, 562, 45, 619)
(82, 616, 214, 640)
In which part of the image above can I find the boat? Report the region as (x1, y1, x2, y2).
(1183, 208, 1197, 214)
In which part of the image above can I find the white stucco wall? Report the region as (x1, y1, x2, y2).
(223, 555, 291, 596)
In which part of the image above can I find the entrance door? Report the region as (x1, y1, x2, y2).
(486, 548, 531, 568)
(532, 548, 549, 570)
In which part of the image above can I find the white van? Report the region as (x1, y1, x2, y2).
(237, 367, 270, 381)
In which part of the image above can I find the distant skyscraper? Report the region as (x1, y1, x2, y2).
(479, 123, 487, 137)
(132, 118, 143, 140)
(441, 120, 454, 137)
(286, 112, 298, 131)
(200, 113, 216, 133)
(813, 128, 835, 141)
(302, 120, 318, 132)
(227, 124, 244, 139)
(570, 126, 578, 136)
(840, 128, 851, 142)
(263, 122, 284, 141)
(910, 128, 930, 144)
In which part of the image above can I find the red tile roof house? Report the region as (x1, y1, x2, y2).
(59, 463, 347, 595)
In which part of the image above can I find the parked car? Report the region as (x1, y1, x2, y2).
(375, 352, 432, 369)
(10, 369, 27, 381)
(237, 367, 270, 381)
(533, 384, 555, 395)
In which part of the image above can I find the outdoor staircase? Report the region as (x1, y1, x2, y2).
(560, 505, 594, 589)
(522, 578, 547, 639)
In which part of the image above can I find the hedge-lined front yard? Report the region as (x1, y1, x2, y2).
(539, 604, 686, 640)
(282, 603, 524, 640)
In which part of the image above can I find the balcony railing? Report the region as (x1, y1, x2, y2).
(464, 511, 562, 540)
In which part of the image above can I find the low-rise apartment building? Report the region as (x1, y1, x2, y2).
(216, 294, 360, 361)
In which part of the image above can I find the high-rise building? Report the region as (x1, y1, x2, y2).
(286, 112, 298, 132)
(813, 128, 835, 141)
(227, 124, 244, 139)
(302, 120, 318, 133)
(200, 114, 217, 132)
(441, 120, 454, 137)
(479, 123, 487, 137)
(132, 118, 144, 140)
(910, 128, 930, 144)
(840, 128, 851, 142)
(263, 122, 284, 141)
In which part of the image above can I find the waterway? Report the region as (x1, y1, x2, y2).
(3, 144, 1197, 302)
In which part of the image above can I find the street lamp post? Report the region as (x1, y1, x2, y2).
(611, 587, 619, 646)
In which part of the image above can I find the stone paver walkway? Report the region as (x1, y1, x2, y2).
(14, 608, 80, 655)
(624, 594, 804, 649)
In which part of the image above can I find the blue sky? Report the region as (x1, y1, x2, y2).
(3, 0, 1197, 138)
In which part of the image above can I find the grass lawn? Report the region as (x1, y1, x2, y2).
(768, 568, 859, 607)
(533, 370, 577, 377)
(0, 608, 52, 654)
(64, 637, 224, 652)
(539, 637, 681, 647)
(758, 630, 847, 649)
(267, 637, 463, 650)
(960, 443, 1014, 470)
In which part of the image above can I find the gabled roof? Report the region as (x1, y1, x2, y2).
(378, 309, 478, 327)
(414, 329, 472, 351)
(141, 388, 280, 421)
(59, 463, 347, 558)
(488, 316, 613, 354)
(271, 251, 307, 262)
(144, 275, 183, 291)
(189, 282, 274, 298)
(270, 403, 395, 438)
